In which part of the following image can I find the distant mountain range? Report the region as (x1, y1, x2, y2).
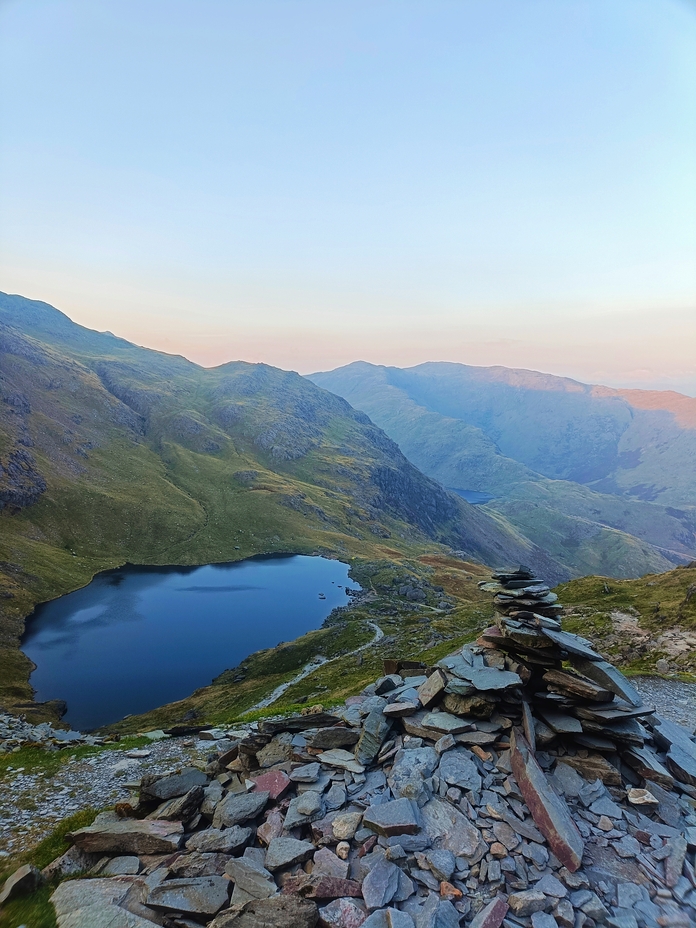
(0, 292, 558, 716)
(310, 361, 696, 579)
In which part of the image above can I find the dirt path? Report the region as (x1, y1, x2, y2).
(248, 620, 384, 712)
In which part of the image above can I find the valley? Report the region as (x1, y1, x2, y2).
(0, 293, 556, 723)
(311, 362, 696, 578)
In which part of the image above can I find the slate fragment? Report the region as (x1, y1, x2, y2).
(509, 728, 584, 872)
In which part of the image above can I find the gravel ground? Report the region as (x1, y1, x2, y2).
(0, 737, 214, 857)
(632, 675, 696, 729)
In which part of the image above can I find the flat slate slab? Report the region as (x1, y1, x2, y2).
(420, 797, 486, 861)
(570, 658, 644, 707)
(68, 820, 183, 855)
(363, 797, 421, 837)
(420, 711, 471, 734)
(317, 749, 365, 773)
(140, 767, 208, 801)
(540, 628, 602, 661)
(265, 837, 316, 871)
(510, 728, 584, 872)
(212, 790, 270, 828)
(148, 876, 230, 915)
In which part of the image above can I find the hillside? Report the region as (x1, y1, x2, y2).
(310, 361, 696, 578)
(0, 293, 560, 720)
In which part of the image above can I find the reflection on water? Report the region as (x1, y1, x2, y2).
(22, 555, 358, 730)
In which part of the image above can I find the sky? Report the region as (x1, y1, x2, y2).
(1, 0, 695, 393)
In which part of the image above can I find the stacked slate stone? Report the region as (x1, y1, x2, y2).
(6, 573, 696, 927)
(476, 567, 695, 791)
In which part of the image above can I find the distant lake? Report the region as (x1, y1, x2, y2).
(22, 555, 359, 731)
(449, 488, 494, 505)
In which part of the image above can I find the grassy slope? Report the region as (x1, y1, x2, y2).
(310, 362, 696, 577)
(0, 293, 559, 721)
(558, 563, 696, 678)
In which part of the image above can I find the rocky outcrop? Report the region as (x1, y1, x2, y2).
(0, 448, 46, 510)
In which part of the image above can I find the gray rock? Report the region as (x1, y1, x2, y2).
(68, 819, 184, 855)
(202, 780, 224, 819)
(0, 864, 43, 905)
(285, 791, 325, 830)
(265, 837, 316, 871)
(99, 856, 141, 876)
(147, 876, 230, 916)
(209, 895, 319, 928)
(325, 783, 347, 810)
(421, 712, 471, 734)
(507, 890, 549, 917)
(313, 847, 349, 880)
(186, 825, 253, 854)
(533, 874, 566, 898)
(424, 849, 455, 882)
(588, 796, 622, 819)
(361, 858, 400, 909)
(290, 762, 321, 782)
(363, 908, 416, 928)
(363, 798, 421, 837)
(356, 708, 392, 765)
(140, 767, 207, 801)
(213, 790, 270, 828)
(438, 748, 482, 792)
(308, 727, 361, 750)
(225, 857, 277, 899)
(420, 798, 486, 862)
(415, 893, 460, 928)
(152, 784, 204, 821)
(531, 914, 558, 928)
(388, 747, 439, 802)
(550, 763, 584, 799)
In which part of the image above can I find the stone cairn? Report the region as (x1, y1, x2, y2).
(5, 567, 696, 927)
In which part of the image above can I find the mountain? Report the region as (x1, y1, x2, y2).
(0, 293, 561, 717)
(310, 361, 696, 578)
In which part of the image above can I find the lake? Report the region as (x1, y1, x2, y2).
(449, 488, 495, 505)
(22, 555, 359, 731)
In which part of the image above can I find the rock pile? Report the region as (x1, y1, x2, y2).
(4, 568, 696, 927)
(0, 713, 102, 753)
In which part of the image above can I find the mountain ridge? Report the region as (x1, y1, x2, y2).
(310, 361, 696, 578)
(0, 292, 562, 720)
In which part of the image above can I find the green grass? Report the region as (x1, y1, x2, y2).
(0, 737, 152, 779)
(556, 564, 696, 675)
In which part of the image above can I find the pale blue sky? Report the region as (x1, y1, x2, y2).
(1, 0, 695, 391)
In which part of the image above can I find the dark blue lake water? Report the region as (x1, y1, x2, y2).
(449, 488, 495, 505)
(22, 555, 358, 731)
